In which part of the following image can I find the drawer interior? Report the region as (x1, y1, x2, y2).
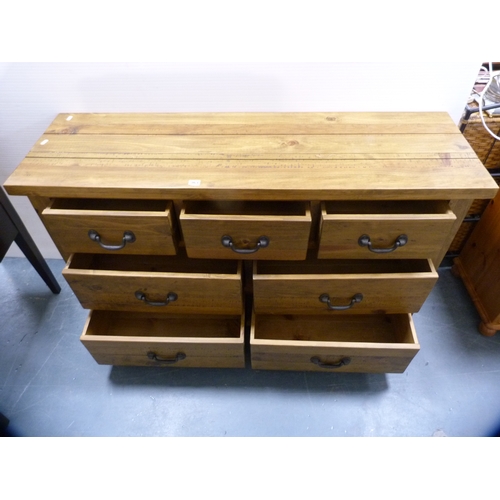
(85, 311, 243, 339)
(255, 258, 434, 275)
(253, 314, 416, 344)
(183, 200, 308, 216)
(68, 253, 239, 274)
(323, 200, 451, 215)
(49, 198, 169, 212)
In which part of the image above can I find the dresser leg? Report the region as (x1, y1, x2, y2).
(479, 321, 497, 337)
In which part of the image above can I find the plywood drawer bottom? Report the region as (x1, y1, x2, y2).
(250, 313, 419, 373)
(81, 311, 245, 368)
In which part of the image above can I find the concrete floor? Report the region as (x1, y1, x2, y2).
(1, 257, 500, 437)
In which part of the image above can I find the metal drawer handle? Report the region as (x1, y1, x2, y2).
(221, 235, 269, 254)
(147, 351, 186, 364)
(358, 234, 408, 253)
(319, 293, 363, 311)
(135, 291, 178, 306)
(88, 229, 136, 250)
(310, 356, 351, 369)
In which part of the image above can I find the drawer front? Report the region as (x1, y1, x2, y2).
(180, 201, 311, 260)
(63, 254, 242, 315)
(42, 198, 176, 255)
(250, 313, 419, 373)
(80, 311, 245, 368)
(253, 259, 438, 314)
(318, 201, 456, 259)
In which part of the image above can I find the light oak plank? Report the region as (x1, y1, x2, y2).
(46, 112, 461, 135)
(27, 133, 476, 160)
(5, 158, 498, 200)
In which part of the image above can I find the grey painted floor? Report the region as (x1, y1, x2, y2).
(1, 257, 500, 437)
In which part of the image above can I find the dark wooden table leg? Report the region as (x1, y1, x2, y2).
(0, 188, 60, 294)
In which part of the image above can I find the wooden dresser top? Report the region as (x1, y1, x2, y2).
(4, 112, 498, 200)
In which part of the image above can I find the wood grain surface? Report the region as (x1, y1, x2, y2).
(4, 112, 497, 201)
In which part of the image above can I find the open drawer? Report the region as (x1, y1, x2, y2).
(180, 200, 311, 260)
(250, 312, 419, 373)
(42, 198, 177, 255)
(253, 258, 437, 314)
(63, 254, 242, 315)
(318, 200, 456, 260)
(81, 311, 245, 368)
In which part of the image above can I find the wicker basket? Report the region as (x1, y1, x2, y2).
(448, 109, 500, 255)
(448, 178, 500, 255)
(462, 113, 500, 169)
(446, 64, 500, 255)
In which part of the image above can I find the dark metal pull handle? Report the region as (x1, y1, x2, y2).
(88, 229, 136, 250)
(221, 235, 269, 254)
(147, 351, 186, 364)
(319, 293, 363, 311)
(311, 356, 351, 369)
(135, 291, 178, 306)
(358, 234, 408, 253)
